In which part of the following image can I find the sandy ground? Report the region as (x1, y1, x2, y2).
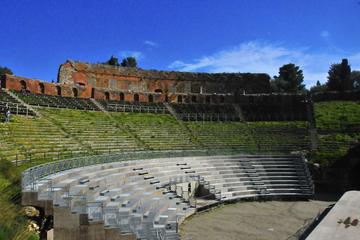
(180, 200, 334, 240)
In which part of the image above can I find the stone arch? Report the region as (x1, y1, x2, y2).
(72, 88, 78, 97)
(134, 93, 139, 102)
(205, 95, 211, 104)
(219, 95, 225, 103)
(119, 92, 125, 101)
(91, 88, 95, 98)
(177, 95, 183, 103)
(105, 92, 110, 100)
(0, 78, 5, 88)
(56, 86, 62, 96)
(39, 83, 45, 94)
(20, 80, 27, 91)
(155, 89, 163, 93)
(148, 94, 153, 103)
(191, 95, 197, 103)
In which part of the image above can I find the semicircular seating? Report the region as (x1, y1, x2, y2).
(22, 154, 313, 240)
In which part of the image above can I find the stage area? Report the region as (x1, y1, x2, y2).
(180, 199, 333, 240)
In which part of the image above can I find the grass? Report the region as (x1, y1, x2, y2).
(311, 101, 360, 165)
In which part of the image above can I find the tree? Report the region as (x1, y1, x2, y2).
(0, 66, 13, 75)
(105, 56, 120, 66)
(326, 59, 352, 91)
(272, 63, 305, 93)
(310, 80, 328, 93)
(351, 70, 360, 89)
(121, 57, 137, 68)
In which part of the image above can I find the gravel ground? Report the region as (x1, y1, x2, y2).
(180, 200, 333, 240)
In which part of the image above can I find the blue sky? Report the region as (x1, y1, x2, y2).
(0, 0, 359, 86)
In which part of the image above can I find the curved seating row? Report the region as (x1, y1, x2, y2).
(22, 154, 313, 240)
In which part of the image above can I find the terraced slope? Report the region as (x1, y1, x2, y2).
(40, 108, 145, 154)
(186, 122, 256, 151)
(247, 121, 310, 153)
(313, 101, 360, 164)
(186, 121, 309, 153)
(111, 112, 200, 150)
(0, 115, 86, 163)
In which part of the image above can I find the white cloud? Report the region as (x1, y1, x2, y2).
(143, 40, 159, 47)
(168, 41, 360, 87)
(118, 51, 144, 60)
(320, 30, 330, 38)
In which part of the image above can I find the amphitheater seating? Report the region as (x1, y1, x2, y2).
(314, 101, 360, 158)
(40, 108, 145, 154)
(240, 103, 308, 121)
(23, 155, 313, 240)
(248, 122, 310, 152)
(186, 122, 256, 150)
(186, 121, 310, 153)
(97, 99, 169, 114)
(14, 91, 99, 110)
(0, 90, 34, 116)
(0, 115, 86, 162)
(111, 112, 200, 150)
(170, 103, 240, 121)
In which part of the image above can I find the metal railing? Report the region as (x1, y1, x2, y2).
(0, 100, 33, 116)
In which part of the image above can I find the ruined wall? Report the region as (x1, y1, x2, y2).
(58, 60, 271, 98)
(2, 74, 91, 98)
(237, 93, 308, 121)
(312, 90, 360, 102)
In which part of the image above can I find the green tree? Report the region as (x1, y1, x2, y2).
(327, 59, 352, 91)
(272, 63, 305, 92)
(121, 57, 137, 68)
(310, 80, 328, 93)
(105, 56, 120, 66)
(351, 70, 360, 89)
(0, 66, 13, 75)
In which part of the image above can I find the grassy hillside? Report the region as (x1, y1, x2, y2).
(312, 101, 360, 165)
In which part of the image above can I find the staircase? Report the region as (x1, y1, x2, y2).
(232, 104, 245, 121)
(90, 98, 107, 113)
(163, 102, 181, 120)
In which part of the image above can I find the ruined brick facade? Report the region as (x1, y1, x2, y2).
(1, 59, 271, 103)
(57, 60, 270, 103)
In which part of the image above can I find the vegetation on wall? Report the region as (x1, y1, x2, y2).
(0, 66, 13, 75)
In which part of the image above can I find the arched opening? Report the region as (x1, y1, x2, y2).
(177, 95, 183, 103)
(249, 96, 254, 103)
(72, 88, 78, 97)
(191, 95, 197, 103)
(0, 79, 5, 88)
(205, 96, 211, 104)
(165, 95, 169, 102)
(105, 92, 110, 100)
(148, 94, 153, 103)
(155, 89, 163, 93)
(39, 83, 45, 94)
(91, 88, 95, 98)
(56, 86, 62, 96)
(219, 95, 225, 103)
(134, 93, 139, 102)
(120, 92, 125, 101)
(20, 80, 27, 92)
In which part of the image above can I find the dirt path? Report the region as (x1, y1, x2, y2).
(180, 200, 333, 240)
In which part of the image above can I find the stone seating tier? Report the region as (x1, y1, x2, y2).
(23, 155, 313, 240)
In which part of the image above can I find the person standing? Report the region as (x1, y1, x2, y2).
(5, 108, 11, 122)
